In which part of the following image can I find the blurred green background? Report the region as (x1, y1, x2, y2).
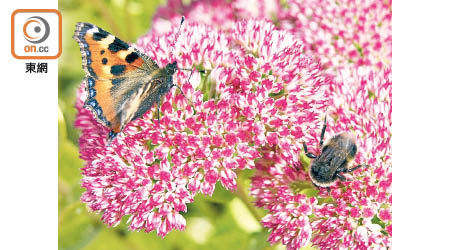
(57, 0, 279, 249)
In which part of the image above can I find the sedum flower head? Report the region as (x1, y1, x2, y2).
(151, 0, 392, 74)
(278, 0, 392, 73)
(151, 0, 280, 35)
(150, 0, 393, 248)
(311, 68, 392, 249)
(250, 68, 392, 249)
(75, 19, 327, 237)
(251, 146, 315, 250)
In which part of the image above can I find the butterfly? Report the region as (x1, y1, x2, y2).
(73, 17, 191, 143)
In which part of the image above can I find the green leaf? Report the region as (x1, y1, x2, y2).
(353, 42, 364, 57)
(289, 180, 315, 195)
(203, 206, 253, 250)
(268, 89, 285, 97)
(187, 186, 228, 220)
(58, 202, 101, 250)
(58, 135, 85, 210)
(58, 104, 67, 143)
(299, 153, 311, 171)
(248, 231, 271, 250)
(59, 139, 83, 186)
(229, 197, 262, 233)
(371, 214, 386, 229)
(185, 217, 215, 245)
(125, 231, 166, 250)
(300, 188, 319, 198)
(83, 228, 130, 250)
(205, 182, 236, 204)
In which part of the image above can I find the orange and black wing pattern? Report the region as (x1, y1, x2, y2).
(73, 22, 166, 139)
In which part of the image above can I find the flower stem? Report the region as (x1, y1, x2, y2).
(235, 172, 264, 223)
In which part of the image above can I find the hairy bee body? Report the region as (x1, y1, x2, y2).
(309, 132, 357, 187)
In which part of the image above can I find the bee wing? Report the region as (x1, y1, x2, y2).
(330, 152, 348, 172)
(319, 145, 345, 174)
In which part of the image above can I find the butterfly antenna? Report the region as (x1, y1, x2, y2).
(177, 16, 185, 38)
(170, 16, 185, 56)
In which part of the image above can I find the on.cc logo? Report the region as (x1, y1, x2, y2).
(11, 9, 61, 59)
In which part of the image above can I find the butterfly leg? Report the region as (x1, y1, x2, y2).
(173, 84, 189, 101)
(156, 100, 165, 139)
(173, 84, 196, 113)
(157, 100, 161, 125)
(303, 142, 317, 159)
(187, 70, 194, 83)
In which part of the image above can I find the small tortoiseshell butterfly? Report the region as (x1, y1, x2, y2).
(73, 17, 190, 142)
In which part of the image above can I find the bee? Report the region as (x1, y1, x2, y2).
(303, 116, 364, 192)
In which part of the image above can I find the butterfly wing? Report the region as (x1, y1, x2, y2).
(73, 22, 160, 77)
(129, 76, 176, 123)
(73, 22, 166, 135)
(118, 77, 172, 126)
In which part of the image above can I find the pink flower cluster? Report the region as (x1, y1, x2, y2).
(146, 0, 391, 249)
(150, 0, 280, 35)
(313, 68, 392, 249)
(75, 19, 327, 237)
(278, 0, 392, 73)
(250, 146, 315, 249)
(250, 69, 392, 249)
(75, 0, 392, 248)
(151, 0, 392, 73)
